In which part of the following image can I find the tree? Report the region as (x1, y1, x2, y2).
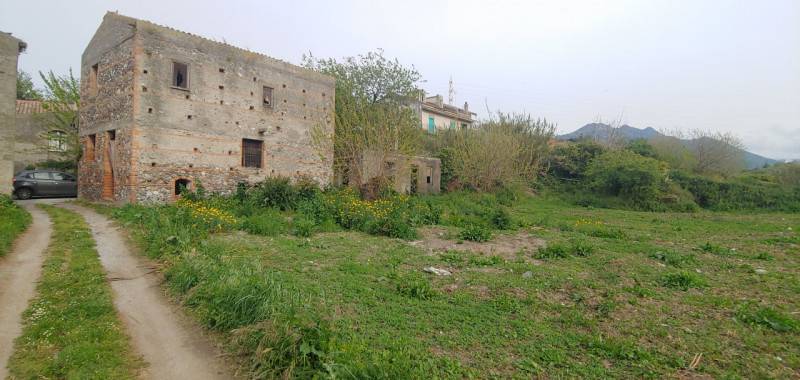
(585, 149, 667, 206)
(37, 70, 80, 163)
(16, 71, 42, 100)
(303, 50, 423, 187)
(686, 129, 745, 176)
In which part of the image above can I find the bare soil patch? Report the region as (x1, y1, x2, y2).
(412, 226, 546, 261)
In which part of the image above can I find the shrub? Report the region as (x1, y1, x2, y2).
(659, 272, 706, 290)
(323, 188, 436, 239)
(547, 140, 606, 180)
(735, 303, 798, 332)
(247, 177, 299, 211)
(571, 240, 596, 257)
(585, 150, 667, 208)
(459, 225, 492, 242)
(490, 207, 513, 230)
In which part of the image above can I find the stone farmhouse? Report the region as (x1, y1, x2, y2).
(79, 12, 335, 203)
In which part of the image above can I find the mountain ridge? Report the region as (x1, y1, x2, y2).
(557, 123, 778, 170)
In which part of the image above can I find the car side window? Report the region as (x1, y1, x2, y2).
(51, 173, 66, 181)
(33, 172, 51, 180)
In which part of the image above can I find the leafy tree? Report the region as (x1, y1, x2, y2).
(37, 70, 80, 163)
(16, 71, 42, 100)
(547, 140, 606, 180)
(303, 50, 423, 187)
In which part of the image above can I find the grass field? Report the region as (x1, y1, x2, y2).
(7, 205, 141, 379)
(105, 194, 799, 378)
(0, 195, 31, 257)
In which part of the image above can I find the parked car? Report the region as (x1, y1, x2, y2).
(13, 170, 78, 200)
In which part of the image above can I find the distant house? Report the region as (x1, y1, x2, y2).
(79, 12, 335, 203)
(14, 99, 73, 172)
(411, 93, 476, 133)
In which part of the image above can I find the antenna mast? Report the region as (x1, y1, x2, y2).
(448, 76, 455, 105)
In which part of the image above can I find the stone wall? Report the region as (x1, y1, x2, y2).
(0, 33, 23, 194)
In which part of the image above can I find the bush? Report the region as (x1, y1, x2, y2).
(490, 207, 513, 230)
(246, 177, 299, 210)
(585, 150, 667, 208)
(671, 170, 800, 211)
(323, 188, 436, 239)
(395, 275, 437, 300)
(459, 225, 492, 242)
(547, 140, 606, 180)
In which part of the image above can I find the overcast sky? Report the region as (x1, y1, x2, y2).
(3, 0, 798, 159)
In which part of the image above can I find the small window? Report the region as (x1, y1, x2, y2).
(85, 134, 96, 161)
(48, 131, 67, 152)
(449, 120, 456, 129)
(108, 130, 116, 141)
(89, 63, 99, 96)
(263, 86, 273, 108)
(427, 167, 433, 184)
(242, 139, 263, 168)
(172, 61, 188, 89)
(461, 123, 468, 130)
(174, 179, 191, 196)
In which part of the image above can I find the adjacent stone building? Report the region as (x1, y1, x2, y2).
(0, 32, 26, 194)
(360, 152, 441, 195)
(79, 12, 335, 203)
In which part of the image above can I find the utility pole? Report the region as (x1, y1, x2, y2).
(448, 76, 455, 105)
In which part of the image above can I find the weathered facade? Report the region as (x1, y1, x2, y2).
(14, 100, 71, 172)
(361, 152, 441, 195)
(0, 32, 26, 194)
(79, 13, 335, 203)
(412, 94, 476, 133)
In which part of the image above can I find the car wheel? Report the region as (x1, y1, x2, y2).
(15, 187, 33, 200)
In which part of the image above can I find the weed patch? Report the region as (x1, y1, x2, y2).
(659, 272, 706, 290)
(459, 225, 492, 242)
(736, 303, 798, 333)
(0, 194, 30, 256)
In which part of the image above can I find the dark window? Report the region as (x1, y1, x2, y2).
(263, 86, 273, 108)
(89, 63, 99, 96)
(242, 139, 263, 168)
(86, 134, 96, 161)
(108, 130, 116, 141)
(174, 179, 191, 195)
(172, 61, 188, 89)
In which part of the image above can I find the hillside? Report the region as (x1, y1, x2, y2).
(557, 123, 778, 169)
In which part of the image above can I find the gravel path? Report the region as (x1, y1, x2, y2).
(61, 204, 234, 380)
(0, 203, 51, 378)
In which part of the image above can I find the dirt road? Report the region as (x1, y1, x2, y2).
(61, 204, 234, 380)
(0, 203, 52, 378)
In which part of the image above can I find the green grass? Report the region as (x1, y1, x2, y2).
(7, 205, 141, 379)
(0, 194, 31, 257)
(105, 194, 800, 378)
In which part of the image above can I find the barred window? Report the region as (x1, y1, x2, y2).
(242, 139, 263, 168)
(48, 130, 67, 152)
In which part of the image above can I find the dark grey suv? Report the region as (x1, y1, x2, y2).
(13, 170, 78, 200)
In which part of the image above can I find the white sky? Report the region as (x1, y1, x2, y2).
(2, 0, 798, 159)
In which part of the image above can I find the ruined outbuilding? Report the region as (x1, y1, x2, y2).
(79, 12, 335, 203)
(360, 152, 441, 195)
